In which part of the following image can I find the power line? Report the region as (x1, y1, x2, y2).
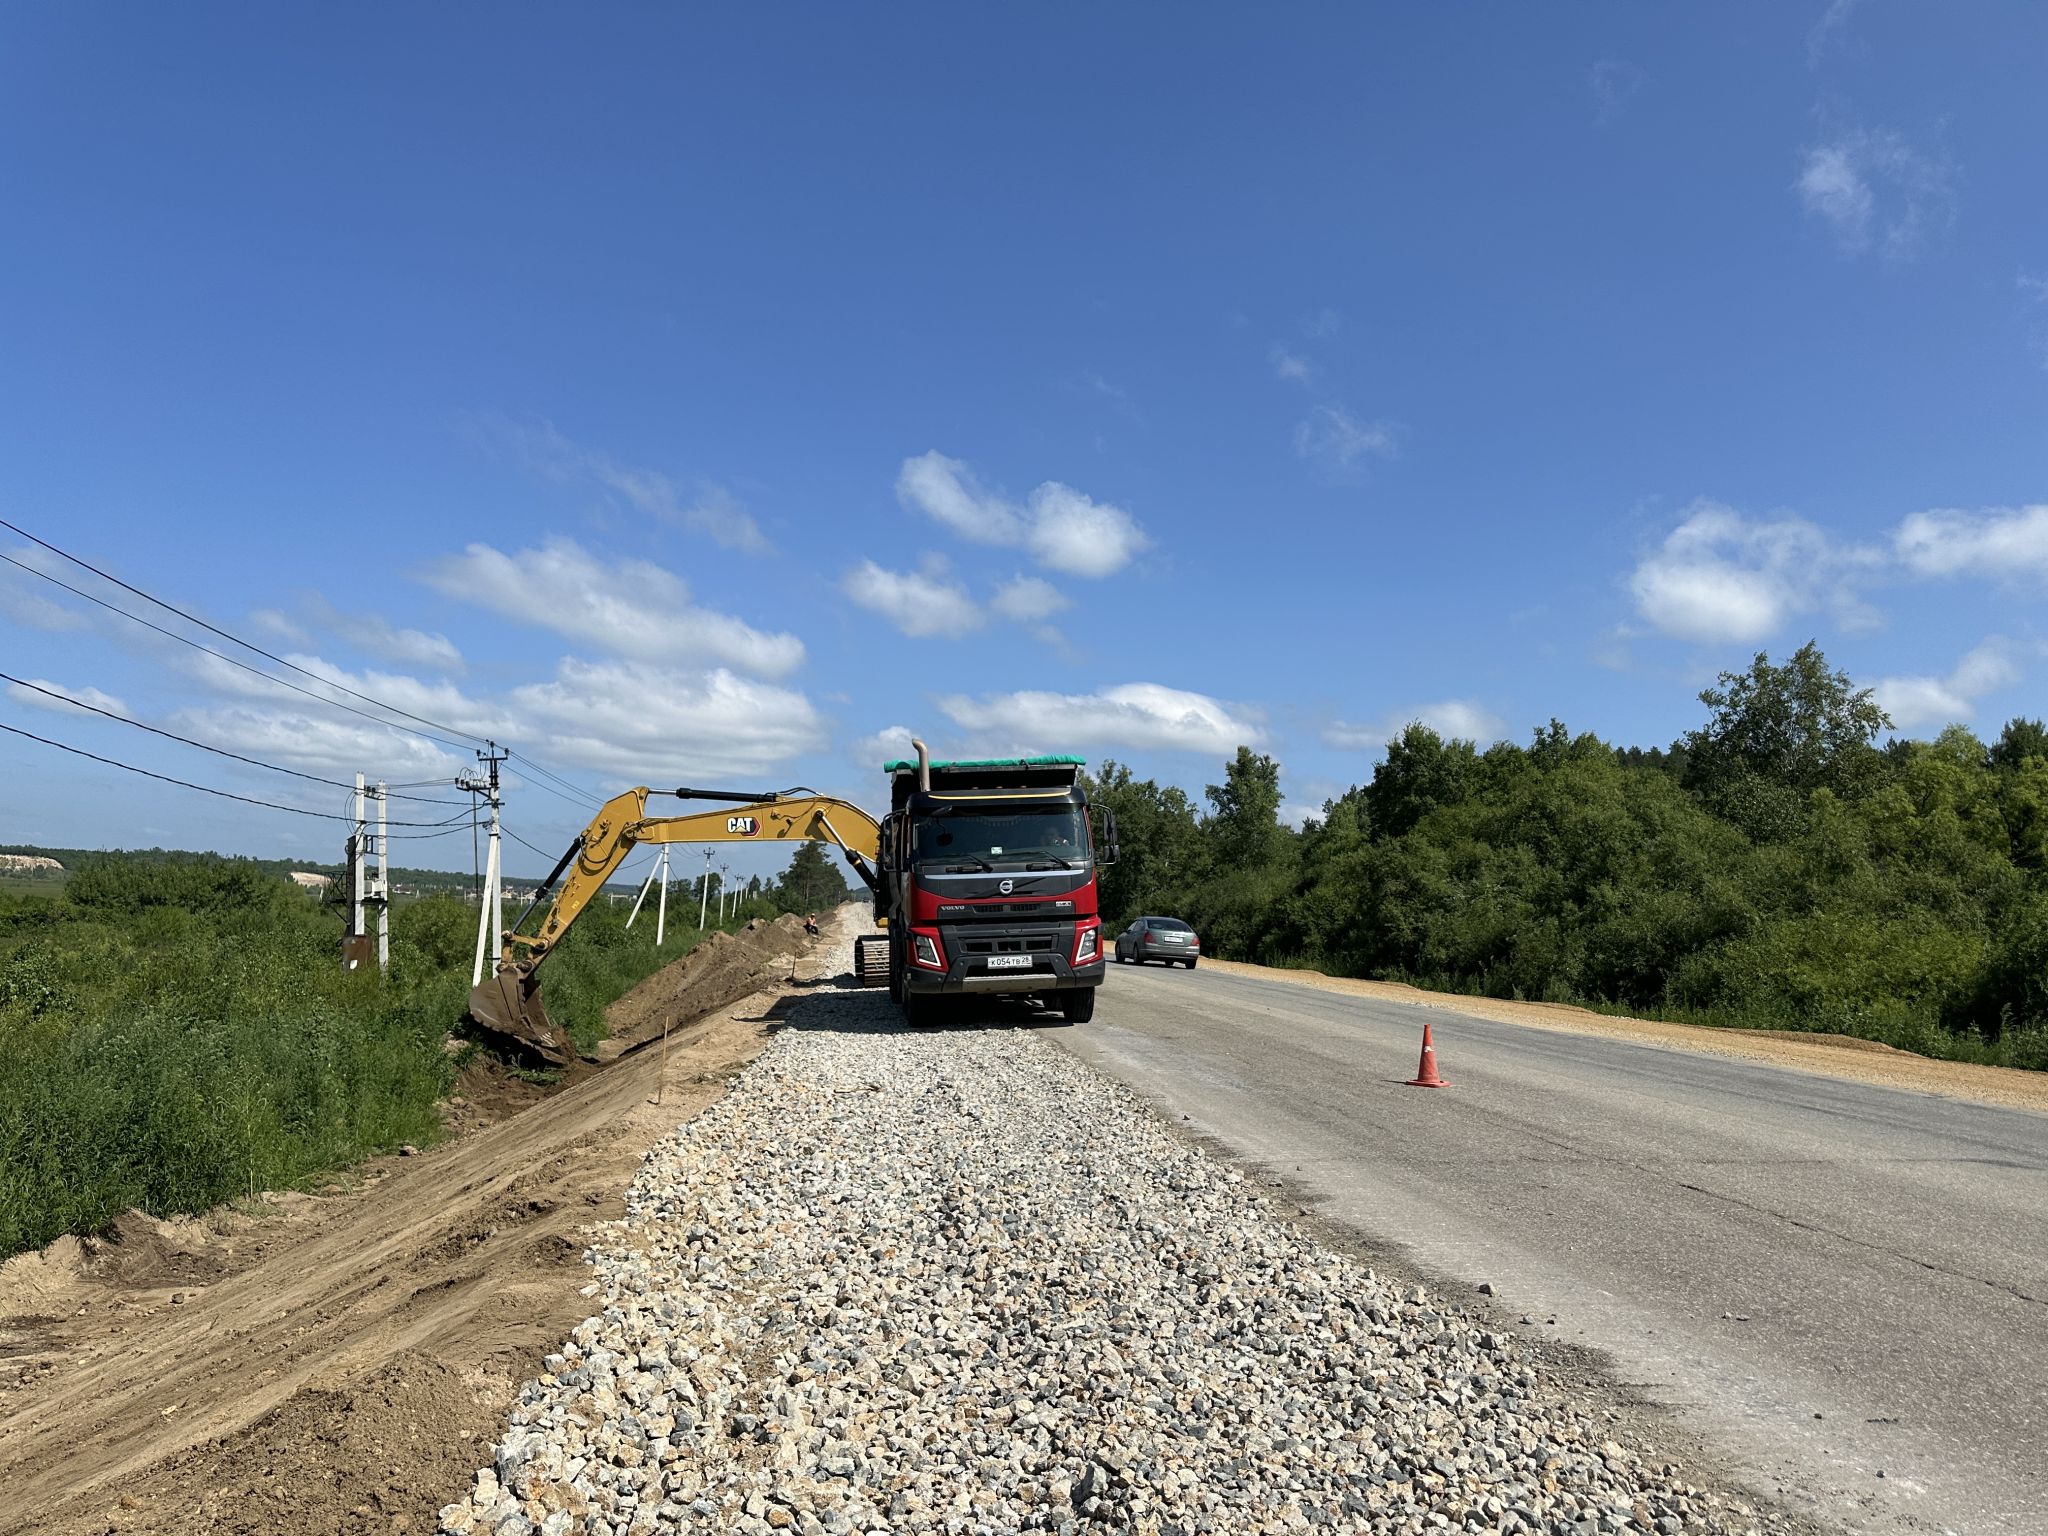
(505, 748, 605, 809)
(501, 824, 568, 861)
(0, 720, 360, 821)
(1, 517, 491, 748)
(4, 524, 613, 811)
(1, 552, 481, 754)
(0, 718, 484, 827)
(0, 671, 469, 804)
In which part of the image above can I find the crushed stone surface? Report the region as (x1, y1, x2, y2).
(445, 941, 1798, 1536)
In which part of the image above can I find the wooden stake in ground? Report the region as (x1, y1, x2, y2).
(655, 1014, 671, 1105)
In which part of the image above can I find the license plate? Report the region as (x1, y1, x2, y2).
(985, 955, 1033, 970)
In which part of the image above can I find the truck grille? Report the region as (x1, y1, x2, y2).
(962, 936, 1057, 954)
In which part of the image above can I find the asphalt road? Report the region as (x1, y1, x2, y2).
(1057, 960, 2048, 1536)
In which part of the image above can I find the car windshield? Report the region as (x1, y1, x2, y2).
(914, 804, 1087, 866)
(1149, 918, 1192, 931)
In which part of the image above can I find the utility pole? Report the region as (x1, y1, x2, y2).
(352, 772, 366, 942)
(626, 852, 658, 929)
(699, 850, 713, 930)
(464, 743, 506, 987)
(626, 847, 672, 946)
(374, 780, 389, 974)
(656, 845, 670, 946)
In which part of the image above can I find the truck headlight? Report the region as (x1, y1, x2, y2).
(912, 929, 945, 970)
(1073, 922, 1100, 965)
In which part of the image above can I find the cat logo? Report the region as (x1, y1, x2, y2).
(726, 815, 760, 836)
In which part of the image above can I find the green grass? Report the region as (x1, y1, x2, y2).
(0, 857, 779, 1260)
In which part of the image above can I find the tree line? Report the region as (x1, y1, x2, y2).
(1086, 643, 2048, 1069)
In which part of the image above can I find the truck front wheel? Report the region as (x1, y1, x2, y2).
(1059, 987, 1097, 1024)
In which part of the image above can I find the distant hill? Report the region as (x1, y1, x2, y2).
(0, 843, 645, 898)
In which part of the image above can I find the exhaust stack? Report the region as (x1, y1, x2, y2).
(912, 737, 931, 791)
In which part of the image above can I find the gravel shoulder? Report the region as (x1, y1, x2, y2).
(442, 962, 1812, 1536)
(1192, 958, 2048, 1116)
(0, 917, 841, 1536)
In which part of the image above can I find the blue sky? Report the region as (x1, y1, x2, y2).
(4, 3, 2047, 877)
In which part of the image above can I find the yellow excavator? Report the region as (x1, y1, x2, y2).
(468, 785, 888, 1064)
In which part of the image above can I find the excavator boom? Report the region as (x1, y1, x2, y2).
(467, 786, 881, 1062)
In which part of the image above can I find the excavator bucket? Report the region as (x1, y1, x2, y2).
(467, 968, 578, 1066)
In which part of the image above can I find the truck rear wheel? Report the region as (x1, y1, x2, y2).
(1059, 987, 1097, 1024)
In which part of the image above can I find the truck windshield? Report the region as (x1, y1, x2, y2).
(915, 804, 1088, 867)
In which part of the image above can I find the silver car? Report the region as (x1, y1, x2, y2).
(1114, 916, 1201, 968)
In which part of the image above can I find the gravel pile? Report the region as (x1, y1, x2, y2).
(443, 972, 1780, 1536)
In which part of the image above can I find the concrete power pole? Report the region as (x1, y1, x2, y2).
(656, 846, 670, 946)
(467, 744, 506, 988)
(374, 780, 389, 974)
(352, 772, 366, 942)
(699, 850, 713, 930)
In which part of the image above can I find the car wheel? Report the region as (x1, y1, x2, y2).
(1183, 958, 1198, 969)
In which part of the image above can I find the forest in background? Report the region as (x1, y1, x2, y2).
(1088, 644, 2048, 1071)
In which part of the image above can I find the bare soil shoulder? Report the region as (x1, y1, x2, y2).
(0, 912, 851, 1536)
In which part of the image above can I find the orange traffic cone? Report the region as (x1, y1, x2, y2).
(1406, 1022, 1450, 1088)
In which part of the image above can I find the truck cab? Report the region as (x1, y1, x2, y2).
(879, 752, 1113, 1024)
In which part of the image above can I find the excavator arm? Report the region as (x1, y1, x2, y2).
(468, 786, 882, 1064)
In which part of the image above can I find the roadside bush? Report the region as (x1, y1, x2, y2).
(0, 858, 737, 1259)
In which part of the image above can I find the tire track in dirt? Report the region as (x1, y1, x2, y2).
(0, 909, 859, 1536)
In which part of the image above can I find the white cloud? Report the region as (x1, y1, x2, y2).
(1872, 640, 2018, 732)
(263, 593, 465, 674)
(896, 452, 1024, 546)
(2022, 274, 2048, 368)
(1293, 405, 1399, 474)
(419, 538, 803, 678)
(168, 702, 466, 780)
(596, 468, 770, 556)
(850, 724, 920, 769)
(1894, 504, 2048, 582)
(841, 559, 984, 638)
(1271, 348, 1314, 383)
(511, 660, 824, 783)
(1629, 502, 1875, 644)
(989, 576, 1070, 623)
(1074, 372, 1131, 408)
(6, 678, 128, 717)
(483, 417, 770, 554)
(1025, 483, 1151, 578)
(1588, 59, 1645, 126)
(1324, 700, 1506, 751)
(936, 683, 1262, 757)
(894, 452, 1150, 578)
(1806, 0, 1866, 67)
(1796, 127, 1955, 260)
(0, 549, 91, 632)
(1278, 801, 1324, 830)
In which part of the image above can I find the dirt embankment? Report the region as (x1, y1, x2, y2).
(0, 907, 859, 1536)
(1200, 956, 2048, 1115)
